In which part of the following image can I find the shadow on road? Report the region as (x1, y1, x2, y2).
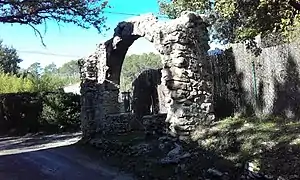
(0, 133, 134, 180)
(0, 132, 82, 154)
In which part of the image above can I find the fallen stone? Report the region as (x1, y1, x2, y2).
(160, 143, 191, 164)
(207, 168, 223, 177)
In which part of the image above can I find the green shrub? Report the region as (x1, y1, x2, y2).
(0, 92, 41, 135)
(32, 74, 79, 92)
(0, 92, 81, 135)
(40, 92, 81, 132)
(0, 73, 35, 93)
(0, 72, 79, 93)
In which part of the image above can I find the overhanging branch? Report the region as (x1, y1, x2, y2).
(28, 24, 46, 47)
(0, 0, 109, 46)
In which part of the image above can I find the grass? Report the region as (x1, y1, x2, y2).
(192, 116, 300, 179)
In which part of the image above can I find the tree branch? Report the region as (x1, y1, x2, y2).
(28, 24, 46, 47)
(0, 0, 109, 46)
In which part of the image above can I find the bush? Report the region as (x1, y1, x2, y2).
(0, 92, 81, 135)
(40, 92, 81, 132)
(31, 74, 79, 92)
(0, 92, 41, 135)
(0, 72, 80, 93)
(0, 73, 35, 93)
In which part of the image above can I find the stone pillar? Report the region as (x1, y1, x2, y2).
(153, 12, 215, 139)
(79, 55, 104, 139)
(157, 83, 168, 113)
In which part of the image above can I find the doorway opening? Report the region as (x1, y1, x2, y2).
(119, 38, 167, 117)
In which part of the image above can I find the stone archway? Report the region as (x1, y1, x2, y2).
(79, 12, 215, 140)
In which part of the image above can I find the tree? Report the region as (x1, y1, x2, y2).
(27, 62, 42, 78)
(120, 53, 162, 91)
(44, 63, 58, 75)
(159, 0, 300, 54)
(22, 61, 80, 92)
(0, 59, 81, 93)
(0, 40, 22, 74)
(0, 0, 110, 45)
(58, 60, 80, 77)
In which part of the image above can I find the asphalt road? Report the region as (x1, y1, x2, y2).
(0, 133, 134, 180)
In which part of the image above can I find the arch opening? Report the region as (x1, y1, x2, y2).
(119, 38, 167, 116)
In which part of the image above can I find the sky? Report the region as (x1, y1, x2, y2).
(0, 0, 221, 69)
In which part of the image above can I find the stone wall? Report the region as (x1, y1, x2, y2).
(101, 113, 168, 135)
(79, 12, 215, 140)
(104, 113, 134, 134)
(142, 113, 167, 135)
(212, 41, 300, 119)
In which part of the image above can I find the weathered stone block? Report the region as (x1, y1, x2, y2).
(170, 89, 190, 101)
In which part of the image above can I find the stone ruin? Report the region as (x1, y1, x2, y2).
(79, 11, 215, 140)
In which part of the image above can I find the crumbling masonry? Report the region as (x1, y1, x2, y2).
(79, 12, 215, 140)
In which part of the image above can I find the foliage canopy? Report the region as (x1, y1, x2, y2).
(159, 0, 300, 53)
(0, 0, 110, 44)
(120, 52, 162, 91)
(0, 40, 22, 74)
